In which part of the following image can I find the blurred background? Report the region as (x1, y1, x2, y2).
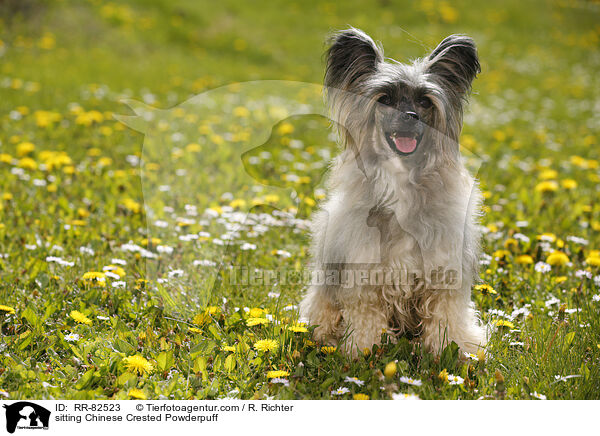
(0, 0, 598, 107)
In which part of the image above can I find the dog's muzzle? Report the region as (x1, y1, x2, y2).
(384, 111, 424, 156)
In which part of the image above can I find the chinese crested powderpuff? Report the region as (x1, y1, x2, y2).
(300, 28, 487, 356)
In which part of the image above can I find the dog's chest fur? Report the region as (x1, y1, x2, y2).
(311, 148, 481, 333)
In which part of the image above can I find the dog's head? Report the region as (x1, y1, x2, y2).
(324, 28, 479, 168)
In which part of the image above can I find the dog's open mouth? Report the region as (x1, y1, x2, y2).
(385, 131, 422, 156)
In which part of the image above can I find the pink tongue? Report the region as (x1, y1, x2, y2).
(393, 136, 417, 153)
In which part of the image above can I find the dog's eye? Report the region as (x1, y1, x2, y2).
(418, 97, 432, 108)
(377, 95, 392, 106)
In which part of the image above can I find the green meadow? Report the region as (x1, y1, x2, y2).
(0, 0, 599, 400)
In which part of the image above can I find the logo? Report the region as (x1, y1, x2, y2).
(2, 402, 50, 434)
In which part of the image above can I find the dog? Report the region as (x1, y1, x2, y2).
(299, 28, 487, 357)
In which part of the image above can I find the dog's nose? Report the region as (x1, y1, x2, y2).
(400, 111, 419, 122)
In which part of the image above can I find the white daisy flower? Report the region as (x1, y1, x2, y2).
(344, 376, 364, 386)
(399, 376, 422, 386)
(332, 387, 350, 395)
(448, 375, 464, 385)
(535, 262, 551, 273)
(157, 245, 174, 254)
(167, 269, 184, 278)
(270, 378, 289, 387)
(64, 333, 80, 342)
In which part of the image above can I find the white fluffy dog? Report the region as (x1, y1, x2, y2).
(300, 28, 487, 356)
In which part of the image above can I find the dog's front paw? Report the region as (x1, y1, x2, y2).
(313, 311, 343, 345)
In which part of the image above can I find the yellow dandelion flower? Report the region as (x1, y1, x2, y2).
(267, 370, 290, 378)
(303, 196, 316, 207)
(516, 254, 534, 265)
(353, 393, 370, 400)
(122, 198, 142, 213)
(97, 157, 112, 166)
(208, 206, 222, 215)
(222, 345, 236, 353)
(210, 134, 224, 145)
(34, 110, 61, 127)
(185, 143, 202, 152)
(0, 305, 16, 315)
(555, 276, 568, 283)
(439, 368, 449, 383)
(535, 181, 559, 193)
(192, 307, 220, 326)
(16, 142, 35, 156)
(103, 265, 126, 278)
(503, 238, 518, 250)
(123, 355, 153, 376)
(248, 308, 264, 318)
(0, 153, 13, 163)
(321, 346, 336, 354)
(192, 312, 210, 326)
(206, 306, 220, 316)
(276, 122, 294, 136)
(561, 179, 577, 189)
(253, 339, 279, 352)
(538, 169, 558, 180)
(70, 310, 92, 325)
(233, 106, 250, 117)
(18, 157, 37, 170)
(493, 249, 511, 259)
(287, 324, 308, 333)
(141, 237, 162, 246)
(495, 319, 515, 329)
(384, 361, 397, 378)
(82, 271, 106, 284)
(586, 256, 600, 267)
(474, 284, 497, 295)
(546, 251, 570, 266)
(229, 198, 246, 209)
(264, 194, 279, 203)
(246, 317, 270, 327)
(63, 165, 76, 175)
(537, 233, 557, 243)
(128, 388, 146, 400)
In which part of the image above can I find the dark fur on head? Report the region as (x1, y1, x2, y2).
(324, 27, 480, 169)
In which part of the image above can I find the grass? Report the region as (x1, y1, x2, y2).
(0, 0, 599, 400)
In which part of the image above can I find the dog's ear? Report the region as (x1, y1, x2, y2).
(427, 35, 480, 97)
(325, 28, 383, 91)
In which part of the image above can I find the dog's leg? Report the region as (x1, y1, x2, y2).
(420, 290, 486, 355)
(338, 292, 388, 358)
(299, 285, 343, 345)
